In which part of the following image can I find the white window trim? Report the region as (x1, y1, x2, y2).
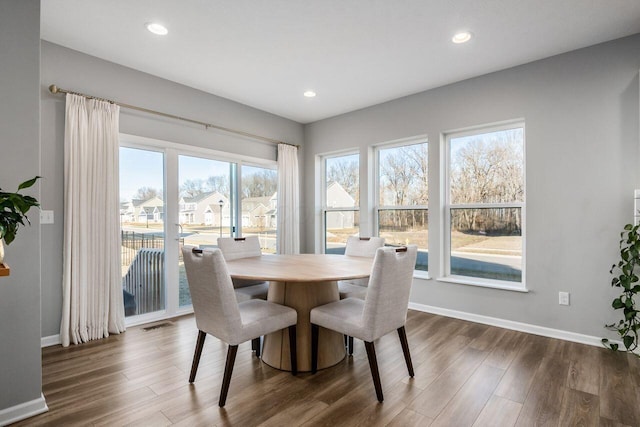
(442, 121, 526, 291)
(437, 275, 529, 292)
(373, 137, 429, 274)
(237, 163, 278, 239)
(119, 133, 277, 325)
(120, 133, 277, 168)
(319, 150, 360, 254)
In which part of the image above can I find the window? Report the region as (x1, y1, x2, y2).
(376, 141, 429, 272)
(119, 147, 166, 317)
(240, 164, 278, 253)
(323, 153, 359, 254)
(119, 134, 278, 323)
(444, 123, 525, 288)
(178, 155, 234, 307)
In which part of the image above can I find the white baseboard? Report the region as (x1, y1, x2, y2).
(408, 302, 612, 348)
(41, 334, 61, 348)
(0, 393, 48, 426)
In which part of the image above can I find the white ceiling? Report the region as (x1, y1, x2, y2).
(41, 0, 640, 124)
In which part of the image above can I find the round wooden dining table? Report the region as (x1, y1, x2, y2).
(225, 254, 373, 372)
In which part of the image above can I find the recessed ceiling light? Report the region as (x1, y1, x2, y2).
(303, 90, 317, 98)
(146, 22, 168, 36)
(452, 31, 472, 44)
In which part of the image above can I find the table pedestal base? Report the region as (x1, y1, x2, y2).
(261, 280, 346, 372)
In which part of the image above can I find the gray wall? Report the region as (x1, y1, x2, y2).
(40, 42, 304, 337)
(36, 23, 640, 341)
(0, 0, 43, 411)
(303, 34, 640, 339)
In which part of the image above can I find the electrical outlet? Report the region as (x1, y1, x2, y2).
(559, 291, 570, 306)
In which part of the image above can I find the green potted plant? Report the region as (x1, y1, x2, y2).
(603, 223, 640, 356)
(0, 176, 40, 265)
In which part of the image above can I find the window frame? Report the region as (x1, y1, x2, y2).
(119, 133, 278, 326)
(237, 162, 279, 253)
(373, 136, 429, 278)
(320, 150, 360, 254)
(442, 121, 527, 291)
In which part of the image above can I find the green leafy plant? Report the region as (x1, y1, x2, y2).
(603, 223, 640, 355)
(0, 176, 40, 245)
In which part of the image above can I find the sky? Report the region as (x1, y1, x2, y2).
(120, 147, 230, 201)
(119, 147, 271, 201)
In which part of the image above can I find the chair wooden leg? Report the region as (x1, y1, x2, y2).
(288, 325, 298, 376)
(311, 324, 319, 374)
(189, 330, 206, 383)
(397, 326, 414, 377)
(252, 337, 261, 357)
(364, 341, 384, 402)
(348, 336, 354, 355)
(219, 345, 239, 407)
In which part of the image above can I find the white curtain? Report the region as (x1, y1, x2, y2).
(60, 94, 125, 346)
(277, 143, 300, 254)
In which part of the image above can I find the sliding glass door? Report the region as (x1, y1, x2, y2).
(119, 147, 166, 317)
(240, 165, 277, 253)
(177, 155, 234, 307)
(119, 137, 277, 324)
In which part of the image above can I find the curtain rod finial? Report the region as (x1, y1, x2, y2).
(49, 84, 59, 94)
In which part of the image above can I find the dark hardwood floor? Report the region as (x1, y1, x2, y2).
(14, 311, 640, 426)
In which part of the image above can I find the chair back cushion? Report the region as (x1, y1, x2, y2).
(217, 236, 262, 261)
(344, 236, 385, 258)
(341, 236, 385, 288)
(217, 236, 266, 288)
(182, 246, 243, 343)
(362, 246, 418, 339)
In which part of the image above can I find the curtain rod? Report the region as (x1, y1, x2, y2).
(48, 84, 299, 148)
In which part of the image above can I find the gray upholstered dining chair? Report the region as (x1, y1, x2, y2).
(217, 236, 270, 355)
(339, 236, 385, 353)
(338, 236, 385, 299)
(182, 246, 298, 407)
(310, 245, 417, 402)
(217, 236, 270, 302)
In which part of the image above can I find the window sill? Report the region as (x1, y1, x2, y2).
(437, 275, 528, 293)
(413, 270, 430, 280)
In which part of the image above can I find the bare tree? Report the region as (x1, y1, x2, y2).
(404, 144, 428, 205)
(135, 186, 161, 200)
(404, 143, 429, 228)
(380, 151, 415, 206)
(327, 159, 359, 203)
(242, 169, 277, 198)
(378, 144, 428, 229)
(206, 175, 230, 195)
(449, 129, 523, 233)
(180, 179, 207, 198)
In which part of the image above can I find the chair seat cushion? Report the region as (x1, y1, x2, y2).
(338, 281, 367, 300)
(235, 299, 297, 345)
(234, 282, 269, 302)
(310, 298, 370, 340)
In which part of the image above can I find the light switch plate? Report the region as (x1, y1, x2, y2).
(559, 291, 570, 306)
(40, 210, 54, 224)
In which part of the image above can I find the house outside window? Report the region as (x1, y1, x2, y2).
(322, 152, 359, 254)
(119, 141, 278, 320)
(240, 165, 278, 253)
(444, 122, 525, 289)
